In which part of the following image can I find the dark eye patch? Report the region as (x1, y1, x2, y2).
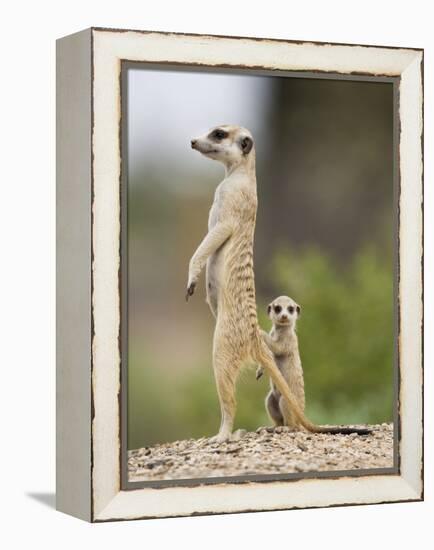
(288, 306, 294, 314)
(210, 129, 228, 140)
(274, 305, 282, 314)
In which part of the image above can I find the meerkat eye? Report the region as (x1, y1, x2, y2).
(274, 305, 282, 314)
(288, 306, 294, 314)
(211, 129, 227, 140)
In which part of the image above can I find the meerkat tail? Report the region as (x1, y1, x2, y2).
(316, 426, 371, 435)
(254, 337, 371, 436)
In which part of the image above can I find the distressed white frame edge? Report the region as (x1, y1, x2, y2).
(56, 28, 92, 522)
(88, 29, 423, 521)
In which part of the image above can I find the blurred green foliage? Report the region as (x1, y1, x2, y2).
(128, 245, 394, 449)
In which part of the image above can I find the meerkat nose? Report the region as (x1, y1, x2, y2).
(191, 139, 197, 149)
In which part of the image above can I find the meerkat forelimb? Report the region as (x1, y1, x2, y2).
(187, 125, 369, 441)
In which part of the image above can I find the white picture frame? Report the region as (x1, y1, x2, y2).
(56, 27, 423, 522)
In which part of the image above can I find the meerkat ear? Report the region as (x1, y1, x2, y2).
(240, 135, 253, 155)
(267, 303, 272, 315)
(296, 305, 301, 316)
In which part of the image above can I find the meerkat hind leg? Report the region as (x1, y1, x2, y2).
(265, 391, 284, 426)
(209, 355, 241, 443)
(279, 395, 300, 431)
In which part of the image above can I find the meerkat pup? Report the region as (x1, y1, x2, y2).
(255, 296, 305, 430)
(187, 125, 369, 441)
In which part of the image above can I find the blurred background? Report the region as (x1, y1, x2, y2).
(126, 66, 395, 450)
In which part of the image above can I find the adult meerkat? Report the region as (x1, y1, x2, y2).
(187, 125, 369, 441)
(255, 296, 305, 429)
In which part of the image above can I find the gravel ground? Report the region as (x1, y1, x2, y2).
(128, 423, 393, 482)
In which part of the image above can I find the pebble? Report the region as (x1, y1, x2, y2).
(128, 423, 394, 482)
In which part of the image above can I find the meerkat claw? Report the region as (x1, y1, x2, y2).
(185, 282, 196, 301)
(256, 367, 264, 380)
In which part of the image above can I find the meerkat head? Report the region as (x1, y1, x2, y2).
(267, 296, 301, 328)
(191, 125, 254, 168)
